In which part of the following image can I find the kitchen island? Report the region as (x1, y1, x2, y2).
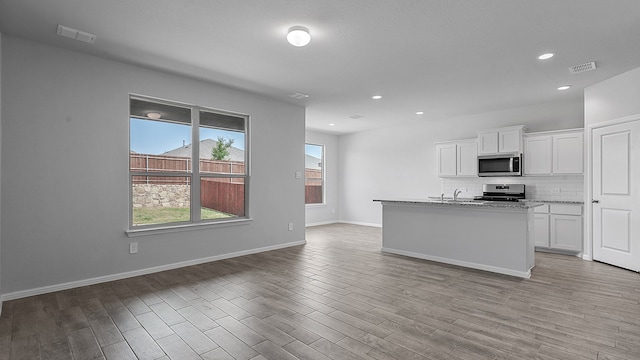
(374, 199, 542, 278)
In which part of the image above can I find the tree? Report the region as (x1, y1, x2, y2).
(211, 137, 234, 161)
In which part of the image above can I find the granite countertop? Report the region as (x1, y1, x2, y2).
(373, 198, 543, 209)
(520, 199, 584, 205)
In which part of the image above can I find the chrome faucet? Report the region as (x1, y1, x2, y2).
(453, 189, 462, 200)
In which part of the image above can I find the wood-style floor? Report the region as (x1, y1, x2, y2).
(1, 223, 639, 359)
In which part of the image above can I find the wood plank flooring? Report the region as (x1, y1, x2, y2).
(1, 223, 639, 359)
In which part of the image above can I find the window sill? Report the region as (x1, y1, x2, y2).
(305, 203, 326, 208)
(126, 218, 253, 237)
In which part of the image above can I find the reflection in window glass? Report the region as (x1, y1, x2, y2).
(305, 144, 324, 204)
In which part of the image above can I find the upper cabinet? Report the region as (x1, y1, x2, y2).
(436, 139, 477, 177)
(524, 135, 552, 174)
(552, 132, 584, 174)
(523, 129, 584, 175)
(477, 125, 526, 155)
(436, 142, 457, 177)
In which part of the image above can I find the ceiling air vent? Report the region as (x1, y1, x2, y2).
(287, 92, 309, 99)
(349, 114, 364, 119)
(569, 61, 596, 74)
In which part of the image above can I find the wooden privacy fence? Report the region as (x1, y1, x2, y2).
(305, 168, 323, 204)
(131, 153, 321, 207)
(130, 153, 245, 184)
(201, 178, 245, 216)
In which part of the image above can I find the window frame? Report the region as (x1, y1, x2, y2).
(128, 95, 251, 234)
(304, 143, 325, 206)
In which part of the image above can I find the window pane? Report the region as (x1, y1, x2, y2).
(130, 98, 191, 124)
(305, 144, 324, 204)
(200, 110, 245, 131)
(132, 176, 191, 226)
(130, 118, 192, 172)
(199, 122, 245, 175)
(200, 178, 245, 220)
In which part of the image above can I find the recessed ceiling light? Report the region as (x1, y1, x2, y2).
(538, 53, 554, 60)
(146, 112, 162, 119)
(416, 111, 424, 115)
(557, 85, 571, 91)
(287, 26, 311, 47)
(371, 95, 382, 100)
(329, 123, 336, 126)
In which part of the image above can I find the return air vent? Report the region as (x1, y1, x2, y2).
(287, 92, 309, 99)
(56, 24, 96, 44)
(569, 61, 596, 74)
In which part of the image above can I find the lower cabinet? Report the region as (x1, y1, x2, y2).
(534, 203, 583, 252)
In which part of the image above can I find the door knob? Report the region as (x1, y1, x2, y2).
(592, 199, 599, 203)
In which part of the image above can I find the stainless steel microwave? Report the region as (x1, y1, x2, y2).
(478, 154, 522, 177)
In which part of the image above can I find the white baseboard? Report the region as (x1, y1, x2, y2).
(381, 247, 531, 279)
(1, 240, 306, 302)
(305, 220, 339, 227)
(338, 220, 382, 228)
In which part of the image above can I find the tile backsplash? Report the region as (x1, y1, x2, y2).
(441, 175, 584, 202)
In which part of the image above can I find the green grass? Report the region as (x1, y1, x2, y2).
(133, 207, 234, 226)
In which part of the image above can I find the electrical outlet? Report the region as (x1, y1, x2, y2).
(295, 172, 302, 179)
(552, 188, 561, 193)
(288, 223, 294, 231)
(129, 242, 138, 254)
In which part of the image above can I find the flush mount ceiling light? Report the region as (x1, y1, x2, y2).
(371, 95, 382, 100)
(287, 26, 311, 47)
(557, 85, 572, 91)
(146, 112, 162, 119)
(538, 53, 555, 60)
(416, 111, 424, 115)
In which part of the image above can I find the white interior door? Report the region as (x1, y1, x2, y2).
(592, 119, 640, 271)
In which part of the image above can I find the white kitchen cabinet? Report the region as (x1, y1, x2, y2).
(437, 139, 477, 177)
(533, 204, 550, 247)
(523, 129, 584, 175)
(456, 140, 478, 176)
(477, 125, 525, 155)
(552, 132, 583, 174)
(524, 135, 552, 175)
(534, 203, 582, 252)
(436, 142, 457, 177)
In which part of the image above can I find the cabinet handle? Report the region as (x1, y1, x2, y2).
(592, 199, 599, 204)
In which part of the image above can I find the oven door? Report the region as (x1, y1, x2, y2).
(478, 155, 521, 176)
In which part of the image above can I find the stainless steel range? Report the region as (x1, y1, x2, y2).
(474, 184, 525, 202)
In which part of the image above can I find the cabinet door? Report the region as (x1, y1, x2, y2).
(437, 143, 457, 177)
(477, 132, 498, 155)
(534, 213, 550, 248)
(553, 132, 583, 174)
(550, 214, 582, 251)
(456, 141, 478, 176)
(499, 129, 522, 153)
(524, 135, 552, 175)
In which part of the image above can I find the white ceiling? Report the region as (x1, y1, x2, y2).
(1, 0, 640, 134)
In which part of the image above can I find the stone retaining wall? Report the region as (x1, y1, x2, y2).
(132, 184, 190, 208)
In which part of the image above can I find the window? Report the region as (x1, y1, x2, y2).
(305, 143, 324, 204)
(129, 96, 248, 228)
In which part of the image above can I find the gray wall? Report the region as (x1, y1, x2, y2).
(584, 67, 640, 126)
(0, 32, 3, 309)
(305, 130, 339, 226)
(338, 97, 585, 226)
(1, 36, 305, 297)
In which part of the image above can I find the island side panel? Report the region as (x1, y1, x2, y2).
(380, 203, 533, 278)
